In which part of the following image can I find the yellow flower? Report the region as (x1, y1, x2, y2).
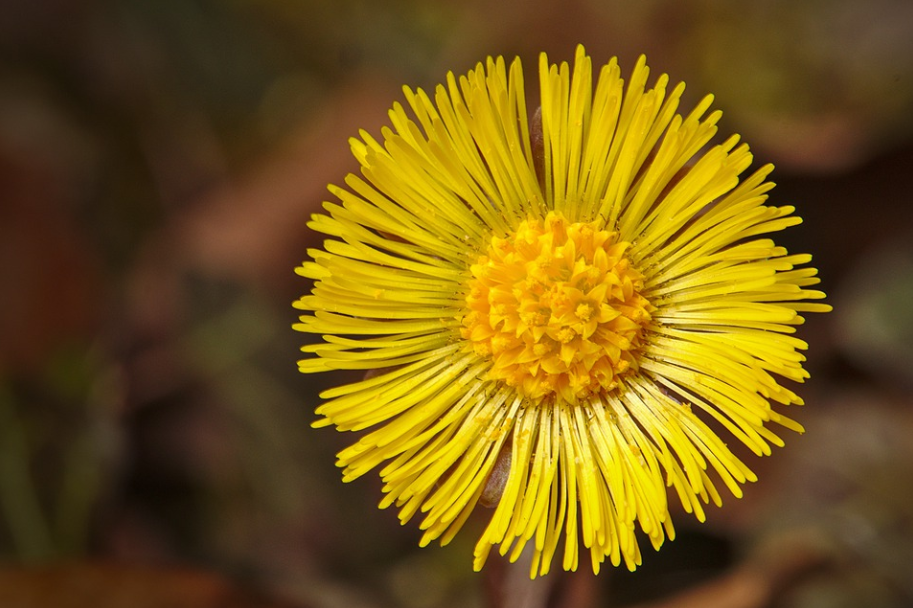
(294, 45, 831, 577)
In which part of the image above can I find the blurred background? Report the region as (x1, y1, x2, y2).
(2, 0, 913, 606)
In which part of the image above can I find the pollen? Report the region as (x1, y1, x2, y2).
(462, 212, 655, 404)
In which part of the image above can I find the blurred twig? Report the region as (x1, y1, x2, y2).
(0, 383, 54, 560)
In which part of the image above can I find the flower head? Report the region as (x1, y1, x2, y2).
(294, 45, 831, 577)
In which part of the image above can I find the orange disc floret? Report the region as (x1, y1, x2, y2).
(461, 212, 655, 404)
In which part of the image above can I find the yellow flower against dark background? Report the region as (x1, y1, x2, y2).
(294, 45, 831, 578)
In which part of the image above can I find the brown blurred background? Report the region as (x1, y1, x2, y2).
(2, 0, 913, 606)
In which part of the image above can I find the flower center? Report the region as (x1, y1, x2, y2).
(461, 212, 654, 404)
